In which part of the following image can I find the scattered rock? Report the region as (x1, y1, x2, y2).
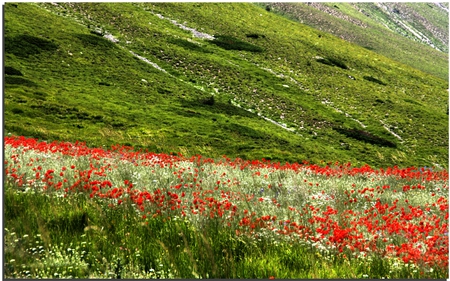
(104, 33, 119, 43)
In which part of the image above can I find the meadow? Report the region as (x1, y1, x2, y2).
(4, 3, 449, 278)
(4, 135, 448, 278)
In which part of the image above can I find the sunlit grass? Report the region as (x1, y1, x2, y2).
(4, 2, 448, 168)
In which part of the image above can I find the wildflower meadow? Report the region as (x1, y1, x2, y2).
(4, 135, 449, 278)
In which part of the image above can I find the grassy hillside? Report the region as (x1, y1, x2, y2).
(4, 2, 449, 168)
(263, 2, 449, 80)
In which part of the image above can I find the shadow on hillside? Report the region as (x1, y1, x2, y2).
(74, 34, 117, 49)
(315, 56, 348, 69)
(5, 34, 58, 57)
(209, 35, 264, 52)
(226, 122, 266, 139)
(363, 76, 387, 86)
(179, 98, 256, 119)
(5, 66, 23, 76)
(333, 127, 396, 148)
(168, 38, 212, 53)
(5, 76, 38, 87)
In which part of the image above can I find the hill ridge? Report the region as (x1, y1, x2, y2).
(263, 2, 448, 80)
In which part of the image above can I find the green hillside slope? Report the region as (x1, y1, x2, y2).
(264, 2, 449, 80)
(4, 2, 449, 168)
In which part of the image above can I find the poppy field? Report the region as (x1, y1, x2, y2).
(4, 135, 449, 278)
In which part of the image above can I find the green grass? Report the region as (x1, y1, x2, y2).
(4, 2, 448, 168)
(3, 174, 445, 279)
(6, 184, 402, 279)
(263, 2, 449, 80)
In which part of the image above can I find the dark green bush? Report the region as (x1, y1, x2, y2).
(33, 91, 48, 100)
(5, 66, 23, 76)
(246, 33, 266, 39)
(316, 57, 348, 69)
(227, 123, 264, 139)
(202, 95, 215, 106)
(11, 108, 24, 114)
(75, 34, 115, 48)
(363, 76, 387, 85)
(333, 127, 396, 148)
(5, 35, 58, 57)
(210, 35, 264, 52)
(46, 211, 88, 233)
(169, 38, 211, 53)
(5, 76, 37, 87)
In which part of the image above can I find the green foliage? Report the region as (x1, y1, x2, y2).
(168, 38, 212, 53)
(201, 95, 215, 106)
(74, 34, 117, 49)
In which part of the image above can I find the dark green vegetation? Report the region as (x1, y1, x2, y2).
(211, 35, 264, 52)
(4, 2, 448, 168)
(5, 182, 443, 278)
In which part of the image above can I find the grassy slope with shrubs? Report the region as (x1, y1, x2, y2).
(263, 2, 449, 81)
(4, 2, 448, 168)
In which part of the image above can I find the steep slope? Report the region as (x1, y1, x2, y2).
(264, 2, 449, 80)
(4, 3, 448, 168)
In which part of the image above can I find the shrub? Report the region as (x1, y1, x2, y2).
(333, 127, 396, 147)
(5, 76, 38, 87)
(316, 57, 348, 69)
(363, 76, 387, 85)
(202, 95, 215, 106)
(11, 108, 24, 114)
(5, 66, 23, 76)
(210, 35, 264, 52)
(246, 33, 266, 39)
(75, 34, 115, 48)
(169, 38, 211, 53)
